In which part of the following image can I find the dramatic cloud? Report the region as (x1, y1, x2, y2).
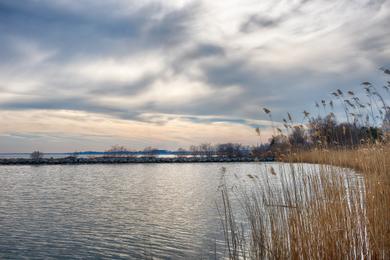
(0, 0, 389, 152)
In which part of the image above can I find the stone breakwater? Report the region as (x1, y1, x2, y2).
(0, 156, 274, 165)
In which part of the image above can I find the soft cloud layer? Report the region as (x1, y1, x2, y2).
(0, 0, 389, 152)
(0, 110, 267, 152)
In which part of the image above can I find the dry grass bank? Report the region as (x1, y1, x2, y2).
(221, 145, 389, 259)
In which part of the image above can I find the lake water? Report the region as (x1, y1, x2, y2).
(0, 162, 357, 259)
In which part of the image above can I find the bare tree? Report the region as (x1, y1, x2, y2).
(143, 147, 158, 159)
(216, 143, 243, 158)
(200, 143, 214, 158)
(189, 145, 199, 157)
(105, 145, 131, 157)
(251, 144, 270, 158)
(30, 151, 44, 161)
(289, 126, 307, 148)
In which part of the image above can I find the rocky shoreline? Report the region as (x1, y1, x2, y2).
(0, 156, 274, 165)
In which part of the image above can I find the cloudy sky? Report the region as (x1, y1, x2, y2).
(0, 0, 389, 152)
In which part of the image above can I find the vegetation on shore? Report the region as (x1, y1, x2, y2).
(220, 69, 390, 259)
(0, 155, 274, 165)
(22, 143, 270, 162)
(288, 146, 389, 257)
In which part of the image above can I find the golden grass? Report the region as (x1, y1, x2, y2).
(220, 145, 389, 259)
(288, 145, 390, 259)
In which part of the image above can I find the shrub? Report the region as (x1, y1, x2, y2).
(30, 151, 43, 161)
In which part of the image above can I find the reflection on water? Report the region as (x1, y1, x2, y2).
(0, 163, 357, 259)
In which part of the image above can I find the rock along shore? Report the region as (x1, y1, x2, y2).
(0, 156, 275, 166)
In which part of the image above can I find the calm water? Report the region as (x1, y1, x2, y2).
(0, 163, 356, 259)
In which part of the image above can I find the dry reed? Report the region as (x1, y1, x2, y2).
(220, 145, 389, 259)
(288, 145, 390, 259)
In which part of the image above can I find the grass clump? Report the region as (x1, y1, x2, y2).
(288, 146, 390, 258)
(221, 147, 389, 259)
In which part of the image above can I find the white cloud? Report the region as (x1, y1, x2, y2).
(70, 54, 164, 84)
(93, 76, 222, 108)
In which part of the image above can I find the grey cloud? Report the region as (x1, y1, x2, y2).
(87, 75, 159, 96)
(0, 0, 198, 62)
(0, 96, 138, 119)
(240, 0, 310, 33)
(147, 3, 199, 47)
(195, 55, 390, 121)
(135, 113, 269, 129)
(240, 16, 281, 33)
(202, 60, 263, 89)
(183, 43, 225, 60)
(0, 0, 201, 121)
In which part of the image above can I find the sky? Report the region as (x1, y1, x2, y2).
(0, 0, 390, 152)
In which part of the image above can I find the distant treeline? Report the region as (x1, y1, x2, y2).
(27, 143, 272, 161)
(102, 144, 269, 159)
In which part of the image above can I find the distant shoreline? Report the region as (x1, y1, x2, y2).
(0, 156, 274, 165)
